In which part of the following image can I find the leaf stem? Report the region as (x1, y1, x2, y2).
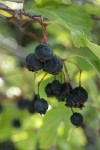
(62, 59, 82, 86)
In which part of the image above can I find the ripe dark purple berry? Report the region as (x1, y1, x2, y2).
(45, 83, 54, 97)
(0, 140, 16, 150)
(66, 93, 84, 109)
(70, 112, 83, 127)
(27, 95, 38, 114)
(56, 83, 72, 102)
(35, 44, 53, 62)
(51, 80, 61, 96)
(33, 96, 48, 114)
(12, 119, 21, 128)
(26, 53, 43, 72)
(66, 86, 88, 109)
(17, 97, 30, 110)
(43, 56, 63, 75)
(72, 86, 88, 103)
(0, 103, 3, 113)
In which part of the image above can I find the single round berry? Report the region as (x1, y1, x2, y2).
(51, 80, 61, 96)
(43, 56, 63, 75)
(33, 96, 48, 114)
(17, 97, 30, 110)
(66, 86, 88, 109)
(27, 95, 38, 114)
(56, 83, 72, 102)
(35, 44, 53, 62)
(66, 93, 84, 109)
(70, 112, 83, 127)
(26, 53, 43, 72)
(45, 83, 54, 97)
(12, 119, 21, 128)
(0, 103, 3, 113)
(0, 140, 16, 150)
(72, 86, 88, 103)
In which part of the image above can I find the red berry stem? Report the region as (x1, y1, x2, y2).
(41, 22, 48, 44)
(38, 72, 48, 94)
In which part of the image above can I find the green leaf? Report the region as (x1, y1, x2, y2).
(84, 4, 100, 16)
(86, 40, 100, 59)
(69, 54, 100, 75)
(35, 0, 71, 6)
(0, 10, 13, 17)
(30, 4, 100, 59)
(38, 103, 71, 149)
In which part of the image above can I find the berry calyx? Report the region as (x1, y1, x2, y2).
(66, 86, 88, 109)
(70, 112, 83, 127)
(35, 44, 53, 62)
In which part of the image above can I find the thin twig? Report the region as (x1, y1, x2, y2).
(0, 3, 42, 22)
(91, 15, 100, 20)
(38, 73, 48, 94)
(8, 19, 40, 43)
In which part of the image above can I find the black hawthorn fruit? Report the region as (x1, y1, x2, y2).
(0, 140, 17, 150)
(72, 86, 88, 103)
(56, 83, 72, 102)
(45, 83, 54, 97)
(27, 95, 38, 114)
(70, 112, 83, 127)
(51, 80, 61, 96)
(66, 86, 88, 109)
(26, 53, 43, 72)
(35, 44, 53, 62)
(17, 97, 30, 110)
(12, 119, 21, 128)
(66, 93, 84, 109)
(0, 103, 3, 113)
(33, 96, 48, 114)
(43, 56, 63, 75)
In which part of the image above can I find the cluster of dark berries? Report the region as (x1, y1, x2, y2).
(26, 43, 63, 75)
(25, 43, 89, 127)
(45, 80, 72, 101)
(45, 80, 88, 127)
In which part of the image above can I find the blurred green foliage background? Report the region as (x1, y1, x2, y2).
(0, 0, 100, 150)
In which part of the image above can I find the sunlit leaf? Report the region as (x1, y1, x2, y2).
(0, 10, 13, 17)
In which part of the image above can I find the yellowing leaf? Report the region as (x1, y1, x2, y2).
(0, 10, 13, 17)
